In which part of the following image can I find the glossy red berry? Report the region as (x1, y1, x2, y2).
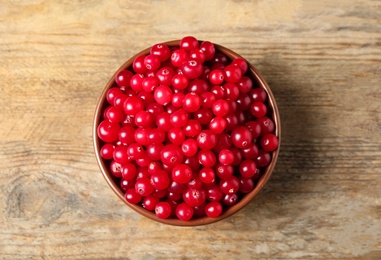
(197, 130, 217, 150)
(181, 60, 203, 79)
(181, 138, 199, 157)
(123, 96, 144, 117)
(151, 170, 170, 190)
(199, 167, 215, 184)
(155, 201, 172, 219)
(161, 144, 184, 167)
(205, 201, 223, 218)
(198, 150, 217, 168)
(231, 126, 253, 149)
(125, 188, 142, 204)
(97, 120, 120, 142)
(212, 99, 230, 117)
(172, 164, 193, 184)
(150, 43, 171, 61)
(175, 203, 193, 221)
(209, 117, 227, 134)
(239, 159, 257, 178)
(260, 133, 279, 152)
(154, 85, 173, 105)
(199, 41, 215, 60)
(170, 49, 189, 67)
(100, 143, 115, 160)
(180, 36, 199, 52)
(182, 93, 201, 112)
(219, 176, 240, 194)
(250, 101, 267, 118)
(218, 149, 234, 165)
(116, 70, 133, 87)
(135, 177, 154, 197)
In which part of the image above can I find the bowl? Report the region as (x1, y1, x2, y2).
(93, 39, 281, 226)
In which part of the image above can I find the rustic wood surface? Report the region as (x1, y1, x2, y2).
(1, 0, 380, 259)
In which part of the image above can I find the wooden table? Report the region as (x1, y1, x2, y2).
(1, 0, 380, 259)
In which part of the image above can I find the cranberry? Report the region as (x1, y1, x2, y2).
(135, 177, 154, 197)
(209, 117, 227, 134)
(218, 149, 234, 165)
(151, 170, 170, 190)
(224, 83, 240, 100)
(168, 128, 186, 146)
(197, 130, 217, 150)
(110, 160, 123, 177)
(238, 176, 255, 194)
(161, 144, 184, 167)
(130, 74, 145, 92)
(212, 99, 229, 117)
(255, 149, 271, 167)
(183, 188, 206, 207)
(175, 203, 193, 221)
(194, 108, 213, 125)
(123, 96, 144, 117)
(170, 108, 189, 128)
(256, 116, 275, 135)
(215, 163, 234, 179)
(250, 101, 267, 118)
(183, 119, 202, 137)
(154, 85, 173, 105)
(200, 92, 216, 109)
(125, 188, 142, 204)
(223, 193, 239, 206)
(113, 145, 130, 164)
(237, 76, 253, 94)
(260, 133, 279, 152)
(205, 201, 223, 218)
(133, 55, 147, 74)
(180, 36, 199, 52)
(171, 49, 189, 67)
(144, 54, 161, 71)
(250, 88, 267, 103)
(199, 41, 215, 60)
(156, 66, 175, 86)
(150, 43, 171, 61)
(198, 150, 217, 168)
(182, 93, 201, 112)
(181, 60, 203, 79)
(134, 111, 153, 128)
(181, 139, 199, 157)
(97, 120, 120, 143)
(199, 167, 215, 184)
(209, 69, 224, 85)
(190, 48, 206, 63)
(100, 143, 115, 160)
(239, 159, 257, 178)
(143, 195, 160, 211)
(122, 163, 137, 180)
(172, 74, 189, 90)
(171, 92, 185, 108)
(231, 126, 253, 149)
(146, 143, 164, 161)
(206, 185, 224, 202)
(155, 201, 172, 219)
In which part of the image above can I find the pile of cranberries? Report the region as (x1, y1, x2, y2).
(96, 36, 279, 221)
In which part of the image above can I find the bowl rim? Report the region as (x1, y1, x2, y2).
(93, 40, 281, 226)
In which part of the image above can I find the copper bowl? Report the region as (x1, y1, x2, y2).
(93, 40, 281, 226)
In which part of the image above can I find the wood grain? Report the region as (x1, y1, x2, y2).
(0, 0, 380, 259)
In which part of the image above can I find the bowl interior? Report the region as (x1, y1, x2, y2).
(93, 40, 281, 226)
